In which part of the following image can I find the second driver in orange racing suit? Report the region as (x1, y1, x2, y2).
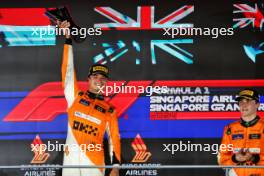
(218, 88, 264, 176)
(59, 20, 121, 176)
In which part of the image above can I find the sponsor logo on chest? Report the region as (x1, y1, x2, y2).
(74, 111, 101, 125)
(232, 134, 244, 140)
(249, 133, 261, 139)
(79, 99, 90, 106)
(95, 105, 106, 113)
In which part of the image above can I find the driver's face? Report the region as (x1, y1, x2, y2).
(238, 99, 259, 119)
(88, 73, 107, 94)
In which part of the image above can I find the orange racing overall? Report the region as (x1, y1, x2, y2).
(61, 40, 121, 176)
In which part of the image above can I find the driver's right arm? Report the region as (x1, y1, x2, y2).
(60, 20, 79, 108)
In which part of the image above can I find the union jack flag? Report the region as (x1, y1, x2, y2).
(233, 3, 264, 30)
(94, 5, 194, 30)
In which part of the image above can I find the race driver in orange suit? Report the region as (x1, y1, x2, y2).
(218, 88, 264, 176)
(59, 20, 121, 176)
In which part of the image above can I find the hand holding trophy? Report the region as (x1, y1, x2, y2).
(45, 6, 86, 43)
(57, 20, 71, 39)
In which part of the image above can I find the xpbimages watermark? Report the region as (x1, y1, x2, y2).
(31, 25, 102, 38)
(97, 83, 168, 96)
(163, 141, 233, 155)
(31, 140, 102, 153)
(163, 27, 234, 39)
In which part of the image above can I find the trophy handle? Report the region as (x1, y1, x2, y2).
(44, 12, 58, 23)
(60, 7, 87, 43)
(44, 7, 87, 43)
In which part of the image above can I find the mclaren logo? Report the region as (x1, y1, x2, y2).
(30, 135, 50, 164)
(131, 134, 151, 162)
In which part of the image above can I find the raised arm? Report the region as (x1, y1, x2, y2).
(60, 21, 79, 108)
